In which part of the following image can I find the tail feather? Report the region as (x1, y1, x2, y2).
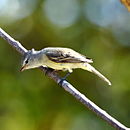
(84, 63, 111, 86)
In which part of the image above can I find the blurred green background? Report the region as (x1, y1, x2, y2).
(0, 0, 130, 130)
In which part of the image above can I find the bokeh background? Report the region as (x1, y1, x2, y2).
(0, 0, 130, 130)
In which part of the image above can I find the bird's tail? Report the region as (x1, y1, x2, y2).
(83, 63, 111, 86)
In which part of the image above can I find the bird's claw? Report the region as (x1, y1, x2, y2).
(58, 78, 66, 86)
(44, 67, 54, 76)
(58, 72, 71, 86)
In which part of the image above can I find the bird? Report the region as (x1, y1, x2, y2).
(20, 47, 111, 85)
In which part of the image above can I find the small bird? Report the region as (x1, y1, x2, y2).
(20, 47, 111, 85)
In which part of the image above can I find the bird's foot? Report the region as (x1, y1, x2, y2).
(44, 67, 54, 76)
(58, 77, 66, 86)
(58, 72, 71, 85)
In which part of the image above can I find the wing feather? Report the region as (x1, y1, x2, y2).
(44, 47, 93, 63)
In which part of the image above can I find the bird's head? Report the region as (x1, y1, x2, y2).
(20, 48, 39, 71)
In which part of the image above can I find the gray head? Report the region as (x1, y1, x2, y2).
(20, 48, 40, 71)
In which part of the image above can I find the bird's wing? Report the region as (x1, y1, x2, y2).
(44, 47, 93, 63)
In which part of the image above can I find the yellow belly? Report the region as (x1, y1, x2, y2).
(41, 55, 88, 72)
(44, 59, 84, 72)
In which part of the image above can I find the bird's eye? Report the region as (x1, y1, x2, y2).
(25, 59, 28, 64)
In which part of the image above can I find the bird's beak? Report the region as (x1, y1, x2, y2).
(20, 65, 27, 72)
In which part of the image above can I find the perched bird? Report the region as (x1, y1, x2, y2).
(20, 47, 111, 85)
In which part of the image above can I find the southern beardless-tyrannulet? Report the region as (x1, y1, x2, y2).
(20, 47, 111, 85)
